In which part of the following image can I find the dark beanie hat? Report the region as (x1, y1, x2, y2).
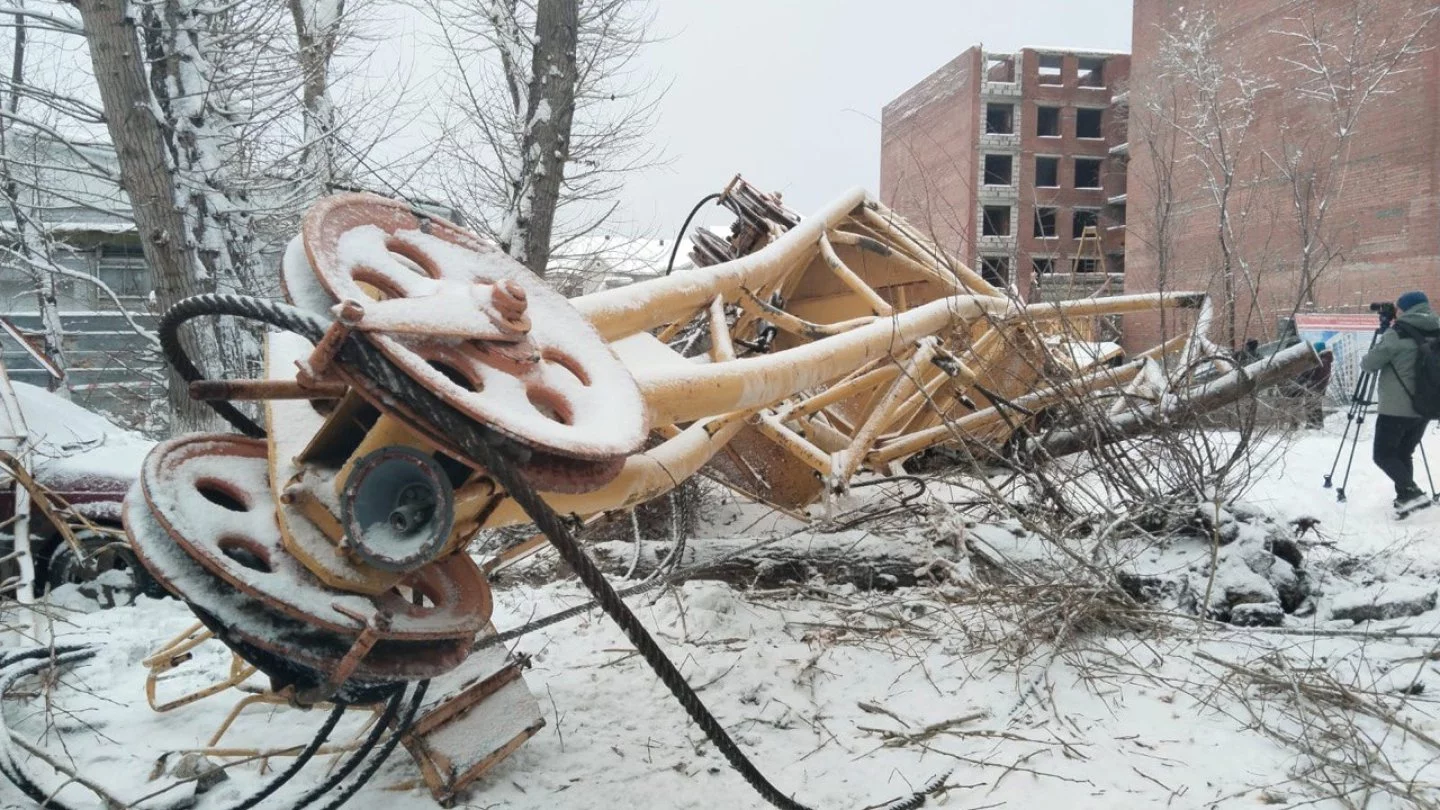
(1398, 290, 1429, 311)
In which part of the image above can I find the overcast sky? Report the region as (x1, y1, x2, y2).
(366, 0, 1133, 238)
(626, 0, 1133, 234)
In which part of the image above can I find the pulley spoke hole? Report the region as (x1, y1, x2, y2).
(384, 238, 441, 279)
(427, 359, 482, 393)
(352, 269, 404, 301)
(526, 388, 572, 425)
(218, 536, 272, 573)
(542, 350, 591, 387)
(196, 480, 250, 512)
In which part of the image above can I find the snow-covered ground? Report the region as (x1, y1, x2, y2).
(1, 418, 1438, 810)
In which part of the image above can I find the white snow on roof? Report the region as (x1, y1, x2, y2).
(1024, 46, 1130, 56)
(9, 381, 152, 482)
(0, 220, 137, 235)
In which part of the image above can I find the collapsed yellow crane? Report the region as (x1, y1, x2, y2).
(114, 177, 1316, 807)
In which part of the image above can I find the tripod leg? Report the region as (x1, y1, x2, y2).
(1336, 371, 1377, 502)
(1325, 335, 1382, 487)
(1419, 429, 1437, 501)
(1324, 409, 1355, 487)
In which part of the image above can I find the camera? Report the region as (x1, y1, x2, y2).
(1370, 301, 1398, 328)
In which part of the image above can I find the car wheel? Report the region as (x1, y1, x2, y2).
(44, 531, 168, 600)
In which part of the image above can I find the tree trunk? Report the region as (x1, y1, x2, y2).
(0, 6, 67, 397)
(516, 0, 578, 277)
(31, 260, 69, 398)
(74, 0, 218, 430)
(144, 0, 262, 378)
(288, 0, 341, 198)
(586, 537, 958, 591)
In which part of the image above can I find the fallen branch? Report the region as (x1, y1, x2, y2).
(587, 536, 958, 590)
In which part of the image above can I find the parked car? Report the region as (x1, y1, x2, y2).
(0, 383, 156, 596)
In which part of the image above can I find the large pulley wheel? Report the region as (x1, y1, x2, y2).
(125, 435, 486, 698)
(282, 194, 647, 493)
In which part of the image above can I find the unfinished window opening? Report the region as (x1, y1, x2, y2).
(980, 256, 1011, 286)
(1038, 54, 1064, 85)
(1074, 158, 1103, 189)
(1036, 106, 1060, 137)
(1075, 258, 1102, 274)
(1034, 207, 1057, 238)
(985, 54, 1016, 83)
(1035, 156, 1060, 188)
(1032, 257, 1056, 276)
(983, 154, 1013, 186)
(1108, 253, 1126, 275)
(1072, 208, 1100, 237)
(1108, 202, 1127, 227)
(1078, 57, 1105, 88)
(1076, 108, 1103, 139)
(983, 206, 1012, 237)
(985, 103, 1015, 135)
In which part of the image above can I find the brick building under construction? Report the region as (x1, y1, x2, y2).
(1122, 0, 1440, 351)
(880, 46, 1131, 304)
(881, 1, 1440, 351)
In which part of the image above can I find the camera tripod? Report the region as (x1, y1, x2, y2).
(1323, 325, 1437, 503)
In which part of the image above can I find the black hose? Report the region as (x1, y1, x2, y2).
(316, 680, 428, 810)
(228, 700, 348, 810)
(0, 647, 96, 810)
(291, 685, 405, 810)
(664, 192, 723, 276)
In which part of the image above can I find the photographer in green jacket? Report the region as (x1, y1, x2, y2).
(1361, 290, 1439, 513)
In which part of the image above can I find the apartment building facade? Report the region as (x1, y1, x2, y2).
(880, 46, 1131, 302)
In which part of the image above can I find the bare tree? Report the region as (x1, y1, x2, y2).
(71, 0, 379, 428)
(1266, 0, 1438, 309)
(1143, 10, 1273, 349)
(74, 0, 240, 429)
(1134, 1, 1437, 353)
(0, 3, 168, 414)
(428, 0, 662, 277)
(288, 0, 345, 198)
(0, 6, 67, 396)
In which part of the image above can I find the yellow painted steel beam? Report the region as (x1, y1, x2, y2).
(634, 295, 1014, 427)
(869, 361, 1146, 465)
(480, 412, 750, 529)
(817, 233, 893, 316)
(573, 189, 868, 340)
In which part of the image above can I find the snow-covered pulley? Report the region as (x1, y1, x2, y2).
(281, 193, 649, 493)
(124, 434, 488, 702)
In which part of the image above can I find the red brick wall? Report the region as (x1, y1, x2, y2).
(1123, 0, 1440, 352)
(880, 48, 982, 260)
(1017, 50, 1132, 297)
